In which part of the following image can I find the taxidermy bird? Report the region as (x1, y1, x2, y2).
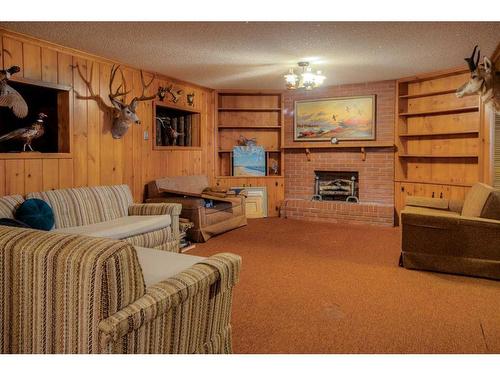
(0, 113, 47, 151)
(0, 66, 28, 118)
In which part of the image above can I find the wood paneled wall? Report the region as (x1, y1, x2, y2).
(0, 28, 216, 202)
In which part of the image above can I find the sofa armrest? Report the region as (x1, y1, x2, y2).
(129, 203, 182, 217)
(449, 199, 464, 214)
(98, 253, 241, 353)
(405, 196, 450, 210)
(129, 203, 182, 240)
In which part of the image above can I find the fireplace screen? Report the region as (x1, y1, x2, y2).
(313, 171, 359, 202)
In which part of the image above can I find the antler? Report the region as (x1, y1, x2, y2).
(465, 45, 480, 72)
(73, 62, 115, 112)
(130, 70, 156, 107)
(109, 64, 132, 103)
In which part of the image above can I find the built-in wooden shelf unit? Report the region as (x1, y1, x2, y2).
(394, 67, 483, 221)
(215, 91, 284, 178)
(215, 90, 285, 217)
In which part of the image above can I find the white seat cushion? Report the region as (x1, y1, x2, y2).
(54, 215, 171, 240)
(135, 246, 205, 287)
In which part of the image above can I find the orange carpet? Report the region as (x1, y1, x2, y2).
(190, 218, 500, 354)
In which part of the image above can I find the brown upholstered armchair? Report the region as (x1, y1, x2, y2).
(400, 182, 500, 280)
(147, 176, 247, 242)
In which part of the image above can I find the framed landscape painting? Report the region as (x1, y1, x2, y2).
(232, 145, 266, 177)
(294, 95, 376, 141)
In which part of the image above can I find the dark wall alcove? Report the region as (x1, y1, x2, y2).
(0, 80, 69, 153)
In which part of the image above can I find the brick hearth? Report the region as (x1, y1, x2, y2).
(280, 199, 394, 226)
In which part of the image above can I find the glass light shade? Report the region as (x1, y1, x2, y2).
(301, 67, 315, 87)
(284, 69, 298, 90)
(313, 70, 326, 86)
(284, 63, 326, 90)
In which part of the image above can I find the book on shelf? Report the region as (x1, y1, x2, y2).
(178, 116, 185, 146)
(185, 115, 192, 146)
(171, 117, 178, 146)
(155, 117, 162, 146)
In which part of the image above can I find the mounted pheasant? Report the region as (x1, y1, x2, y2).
(456, 45, 500, 113)
(73, 63, 156, 139)
(0, 66, 28, 118)
(0, 113, 47, 151)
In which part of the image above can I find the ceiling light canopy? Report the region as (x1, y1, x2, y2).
(284, 61, 326, 90)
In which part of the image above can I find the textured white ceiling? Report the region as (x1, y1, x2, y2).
(1, 22, 499, 89)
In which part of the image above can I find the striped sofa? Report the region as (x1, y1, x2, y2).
(26, 185, 182, 252)
(0, 226, 241, 353)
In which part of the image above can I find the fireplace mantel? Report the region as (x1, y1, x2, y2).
(282, 141, 394, 149)
(283, 142, 395, 161)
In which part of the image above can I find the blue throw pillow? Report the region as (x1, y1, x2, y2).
(15, 198, 54, 231)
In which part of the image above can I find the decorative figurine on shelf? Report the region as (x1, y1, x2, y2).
(73, 63, 156, 139)
(165, 85, 184, 103)
(187, 92, 195, 106)
(0, 113, 47, 152)
(157, 86, 168, 101)
(456, 45, 499, 113)
(237, 135, 257, 147)
(0, 65, 28, 118)
(269, 159, 279, 175)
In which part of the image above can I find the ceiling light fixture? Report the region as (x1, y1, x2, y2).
(284, 61, 326, 90)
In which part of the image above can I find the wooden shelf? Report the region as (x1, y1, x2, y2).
(399, 130, 479, 137)
(153, 146, 203, 151)
(0, 152, 72, 160)
(399, 106, 479, 117)
(218, 107, 282, 112)
(216, 175, 284, 179)
(218, 125, 281, 129)
(398, 89, 456, 99)
(218, 149, 281, 153)
(395, 179, 473, 187)
(398, 154, 478, 158)
(282, 142, 394, 149)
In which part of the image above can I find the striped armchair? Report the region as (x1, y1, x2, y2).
(0, 226, 241, 354)
(27, 185, 181, 252)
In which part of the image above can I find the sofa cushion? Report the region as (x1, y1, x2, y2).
(480, 191, 500, 221)
(54, 215, 171, 240)
(27, 185, 133, 229)
(402, 205, 461, 218)
(461, 183, 494, 217)
(0, 195, 24, 219)
(135, 246, 205, 287)
(15, 198, 55, 231)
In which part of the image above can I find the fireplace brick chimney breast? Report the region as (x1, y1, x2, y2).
(281, 80, 395, 226)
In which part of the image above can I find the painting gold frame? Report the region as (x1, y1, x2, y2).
(294, 95, 376, 141)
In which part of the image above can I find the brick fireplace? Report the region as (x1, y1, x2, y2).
(280, 80, 396, 226)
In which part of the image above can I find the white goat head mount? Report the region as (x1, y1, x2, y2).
(73, 63, 156, 139)
(456, 45, 499, 113)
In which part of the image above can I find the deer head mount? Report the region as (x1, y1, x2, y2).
(456, 45, 499, 113)
(73, 63, 156, 139)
